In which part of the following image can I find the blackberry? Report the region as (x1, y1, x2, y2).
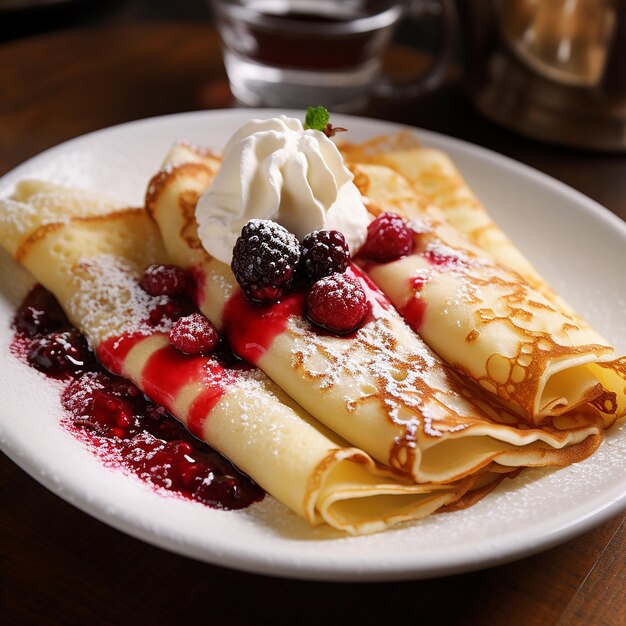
(359, 212, 414, 263)
(231, 219, 301, 302)
(300, 230, 350, 282)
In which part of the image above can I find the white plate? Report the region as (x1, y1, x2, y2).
(1, 110, 625, 582)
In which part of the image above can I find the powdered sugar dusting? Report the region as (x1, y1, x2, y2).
(214, 368, 299, 453)
(289, 306, 480, 447)
(424, 242, 471, 268)
(407, 217, 432, 235)
(0, 185, 122, 233)
(67, 254, 172, 345)
(207, 269, 234, 303)
(0, 197, 68, 235)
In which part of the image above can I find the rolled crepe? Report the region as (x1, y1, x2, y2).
(339, 132, 553, 300)
(345, 134, 619, 402)
(346, 161, 625, 424)
(342, 134, 626, 428)
(340, 132, 624, 349)
(0, 180, 125, 259)
(144, 143, 605, 485)
(0, 180, 487, 535)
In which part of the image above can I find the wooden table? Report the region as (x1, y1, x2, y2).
(1, 24, 624, 626)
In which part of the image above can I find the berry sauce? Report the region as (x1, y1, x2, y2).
(11, 284, 264, 510)
(222, 289, 306, 364)
(139, 342, 237, 439)
(401, 273, 430, 331)
(357, 238, 466, 332)
(222, 265, 390, 364)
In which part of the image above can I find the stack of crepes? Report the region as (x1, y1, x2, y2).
(145, 142, 615, 511)
(0, 126, 622, 536)
(1, 179, 493, 535)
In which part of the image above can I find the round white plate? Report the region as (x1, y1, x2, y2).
(1, 109, 625, 582)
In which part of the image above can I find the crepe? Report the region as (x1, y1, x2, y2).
(339, 132, 555, 299)
(144, 143, 606, 486)
(340, 133, 624, 336)
(342, 137, 626, 423)
(0, 180, 492, 535)
(338, 156, 625, 425)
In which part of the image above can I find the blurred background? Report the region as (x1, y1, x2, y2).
(0, 0, 209, 43)
(2, 0, 625, 151)
(1, 1, 625, 197)
(0, 0, 447, 52)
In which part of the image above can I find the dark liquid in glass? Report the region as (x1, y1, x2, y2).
(220, 8, 393, 71)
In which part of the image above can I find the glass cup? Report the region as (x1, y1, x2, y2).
(210, 0, 458, 110)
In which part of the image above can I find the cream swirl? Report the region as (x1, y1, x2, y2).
(195, 116, 370, 265)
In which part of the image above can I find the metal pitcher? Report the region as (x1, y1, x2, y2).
(460, 0, 626, 150)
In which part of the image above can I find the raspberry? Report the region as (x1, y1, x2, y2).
(143, 404, 183, 441)
(359, 212, 414, 262)
(306, 273, 368, 334)
(90, 390, 138, 439)
(300, 230, 350, 282)
(148, 300, 186, 326)
(169, 313, 220, 355)
(231, 219, 301, 302)
(140, 264, 188, 297)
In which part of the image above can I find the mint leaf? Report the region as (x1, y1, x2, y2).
(303, 106, 348, 138)
(304, 106, 330, 132)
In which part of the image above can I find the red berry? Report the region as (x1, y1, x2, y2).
(108, 378, 142, 402)
(359, 212, 413, 262)
(140, 264, 188, 297)
(14, 285, 67, 336)
(231, 219, 301, 302)
(300, 230, 350, 282)
(148, 300, 186, 326)
(144, 405, 182, 440)
(27, 330, 93, 375)
(307, 273, 368, 334)
(169, 313, 220, 355)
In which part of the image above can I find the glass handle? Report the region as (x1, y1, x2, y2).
(374, 0, 459, 99)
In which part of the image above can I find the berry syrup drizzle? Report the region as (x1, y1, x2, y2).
(222, 265, 390, 364)
(10, 284, 264, 510)
(399, 246, 469, 331)
(401, 272, 430, 331)
(356, 221, 470, 332)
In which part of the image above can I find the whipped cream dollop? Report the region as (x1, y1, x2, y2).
(195, 116, 370, 265)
